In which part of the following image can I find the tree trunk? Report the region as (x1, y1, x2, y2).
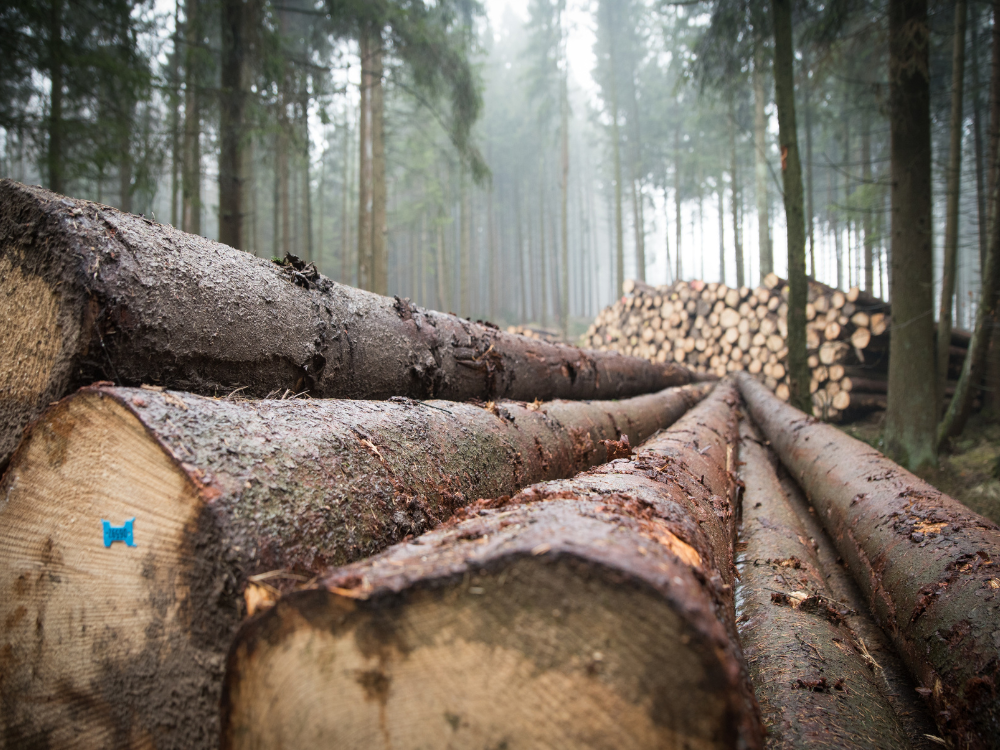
(675, 129, 683, 282)
(884, 0, 936, 469)
(169, 2, 182, 227)
(371, 35, 387, 296)
(538, 170, 547, 326)
(753, 40, 772, 281)
(607, 3, 624, 299)
(938, 0, 968, 411)
(182, 0, 201, 235)
(718, 178, 725, 284)
(0, 381, 709, 749)
(301, 98, 314, 264)
(220, 383, 763, 750)
(803, 47, 816, 279)
(862, 108, 875, 293)
(737, 420, 913, 749)
(219, 0, 248, 249)
(560, 64, 570, 338)
(771, 0, 811, 415)
(47, 0, 64, 195)
(357, 28, 374, 291)
(0, 181, 703, 469)
(729, 102, 744, 288)
(971, 1, 988, 271)
(740, 373, 1000, 749)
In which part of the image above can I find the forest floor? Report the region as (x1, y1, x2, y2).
(839, 411, 1000, 525)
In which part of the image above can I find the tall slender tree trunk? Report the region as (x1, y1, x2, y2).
(169, 4, 182, 227)
(831, 164, 842, 289)
(771, 0, 811, 415)
(118, 101, 134, 213)
(47, 0, 64, 195)
(675, 132, 683, 282)
(941, 2, 1000, 443)
(435, 206, 449, 311)
(753, 39, 772, 280)
(357, 29, 374, 290)
(843, 92, 852, 288)
(605, 2, 624, 298)
(729, 101, 744, 288)
(371, 37, 387, 295)
(560, 53, 570, 337)
(301, 96, 314, 264)
(718, 179, 726, 284)
(862, 110, 874, 293)
(219, 0, 249, 249)
(460, 172, 471, 317)
(182, 0, 201, 235)
(971, 1, 988, 270)
(885, 0, 936, 469)
(516, 182, 526, 322)
(539, 171, 547, 326)
(937, 0, 968, 408)
(279, 122, 290, 257)
(341, 116, 350, 282)
(803, 47, 816, 279)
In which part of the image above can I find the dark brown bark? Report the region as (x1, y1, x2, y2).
(885, 0, 936, 469)
(773, 444, 941, 750)
(0, 181, 701, 470)
(221, 383, 763, 750)
(771, 0, 811, 416)
(753, 38, 771, 281)
(218, 0, 249, 249)
(357, 27, 374, 291)
(938, 0, 968, 410)
(737, 419, 912, 749)
(0, 381, 709, 749)
(181, 0, 201, 235)
(738, 372, 1000, 749)
(47, 0, 64, 195)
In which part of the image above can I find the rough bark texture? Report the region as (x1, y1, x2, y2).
(737, 419, 913, 749)
(0, 180, 697, 471)
(221, 383, 763, 750)
(773, 443, 941, 749)
(738, 372, 1000, 750)
(771, 0, 811, 416)
(886, 0, 936, 469)
(0, 382, 709, 750)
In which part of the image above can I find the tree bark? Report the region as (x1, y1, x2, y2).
(885, 0, 936, 469)
(737, 420, 912, 750)
(771, 0, 811, 415)
(938, 0, 968, 411)
(862, 107, 874, 293)
(357, 27, 374, 291)
(182, 0, 201, 235)
(0, 381, 709, 749)
(219, 0, 250, 250)
(607, 5, 625, 298)
(0, 181, 702, 470)
(47, 0, 64, 195)
(730, 101, 744, 288)
(371, 35, 387, 296)
(560, 59, 570, 338)
(739, 372, 1000, 750)
(803, 46, 816, 279)
(753, 39, 772, 281)
(220, 383, 763, 750)
(676, 128, 684, 281)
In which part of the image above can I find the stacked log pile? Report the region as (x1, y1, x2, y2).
(504, 324, 562, 343)
(584, 274, 971, 421)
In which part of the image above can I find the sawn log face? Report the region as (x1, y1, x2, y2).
(0, 180, 695, 469)
(220, 383, 763, 750)
(0, 382, 708, 750)
(738, 372, 1000, 750)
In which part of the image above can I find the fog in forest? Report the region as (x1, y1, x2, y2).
(0, 0, 988, 341)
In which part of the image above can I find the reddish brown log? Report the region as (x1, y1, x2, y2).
(0, 382, 709, 749)
(737, 419, 913, 749)
(220, 383, 763, 750)
(738, 372, 1000, 749)
(0, 180, 696, 469)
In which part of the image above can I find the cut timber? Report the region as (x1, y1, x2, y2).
(738, 373, 1000, 749)
(737, 420, 911, 749)
(221, 383, 763, 750)
(0, 382, 710, 749)
(776, 461, 940, 749)
(0, 181, 695, 469)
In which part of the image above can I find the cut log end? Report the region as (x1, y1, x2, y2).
(0, 392, 225, 747)
(0, 252, 68, 468)
(224, 545, 743, 750)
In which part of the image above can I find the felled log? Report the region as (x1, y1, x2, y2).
(0, 180, 695, 469)
(738, 372, 1000, 749)
(220, 383, 764, 750)
(737, 420, 911, 749)
(0, 381, 709, 750)
(775, 455, 941, 749)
